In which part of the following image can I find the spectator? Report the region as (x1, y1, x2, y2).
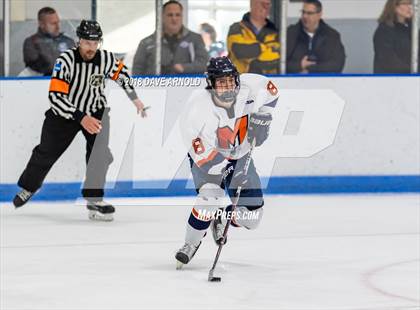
(227, 0, 280, 74)
(200, 23, 227, 58)
(287, 0, 345, 74)
(132, 0, 208, 75)
(21, 7, 75, 76)
(373, 0, 419, 73)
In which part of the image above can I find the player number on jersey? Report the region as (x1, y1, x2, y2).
(267, 80, 278, 96)
(192, 138, 205, 155)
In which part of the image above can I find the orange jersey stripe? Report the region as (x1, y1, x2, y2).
(197, 150, 218, 167)
(191, 208, 212, 221)
(49, 78, 69, 94)
(191, 207, 201, 219)
(111, 61, 124, 80)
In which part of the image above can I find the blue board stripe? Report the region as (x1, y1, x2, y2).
(0, 175, 419, 202)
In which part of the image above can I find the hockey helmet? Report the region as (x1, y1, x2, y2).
(206, 57, 240, 103)
(76, 20, 103, 41)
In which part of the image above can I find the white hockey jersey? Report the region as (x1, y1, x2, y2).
(180, 73, 279, 175)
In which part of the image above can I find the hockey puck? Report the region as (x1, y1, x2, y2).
(209, 276, 221, 282)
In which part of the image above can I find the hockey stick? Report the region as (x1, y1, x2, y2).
(208, 139, 256, 282)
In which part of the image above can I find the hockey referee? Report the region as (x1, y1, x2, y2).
(13, 20, 148, 221)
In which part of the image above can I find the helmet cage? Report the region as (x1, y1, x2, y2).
(206, 57, 240, 103)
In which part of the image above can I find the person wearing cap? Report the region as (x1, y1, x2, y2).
(13, 20, 147, 221)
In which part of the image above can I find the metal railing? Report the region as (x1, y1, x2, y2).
(155, 0, 163, 75)
(412, 0, 419, 73)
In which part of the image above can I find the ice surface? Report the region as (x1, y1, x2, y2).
(1, 194, 419, 310)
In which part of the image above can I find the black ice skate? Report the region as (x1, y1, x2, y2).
(86, 200, 115, 222)
(175, 242, 201, 269)
(212, 208, 227, 245)
(13, 189, 34, 208)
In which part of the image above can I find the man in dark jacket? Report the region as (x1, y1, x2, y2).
(132, 0, 208, 75)
(287, 0, 345, 74)
(22, 7, 75, 76)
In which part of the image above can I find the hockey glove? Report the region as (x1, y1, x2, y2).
(247, 112, 272, 147)
(226, 156, 249, 190)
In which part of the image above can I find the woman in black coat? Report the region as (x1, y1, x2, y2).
(373, 0, 419, 73)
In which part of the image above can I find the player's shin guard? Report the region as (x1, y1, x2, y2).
(177, 184, 224, 266)
(184, 184, 224, 246)
(211, 205, 264, 245)
(176, 210, 211, 266)
(227, 204, 264, 230)
(185, 207, 212, 245)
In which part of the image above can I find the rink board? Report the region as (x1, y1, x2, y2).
(1, 75, 419, 200)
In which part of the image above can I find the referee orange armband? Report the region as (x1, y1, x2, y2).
(49, 78, 69, 95)
(111, 61, 124, 80)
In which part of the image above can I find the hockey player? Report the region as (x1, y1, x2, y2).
(13, 20, 148, 221)
(175, 56, 278, 265)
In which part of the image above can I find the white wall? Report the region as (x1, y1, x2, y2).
(287, 0, 387, 19)
(10, 0, 91, 21)
(1, 76, 419, 186)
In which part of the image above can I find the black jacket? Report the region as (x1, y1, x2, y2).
(287, 20, 346, 73)
(23, 28, 75, 75)
(373, 22, 420, 74)
(132, 27, 208, 75)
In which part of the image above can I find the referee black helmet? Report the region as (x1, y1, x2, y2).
(76, 20, 103, 41)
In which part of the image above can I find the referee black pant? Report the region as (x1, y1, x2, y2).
(18, 108, 113, 201)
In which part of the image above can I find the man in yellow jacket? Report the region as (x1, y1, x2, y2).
(227, 0, 280, 74)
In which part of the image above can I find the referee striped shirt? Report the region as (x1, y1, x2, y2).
(48, 47, 137, 121)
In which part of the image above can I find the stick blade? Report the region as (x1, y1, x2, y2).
(208, 269, 221, 282)
(176, 260, 184, 270)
